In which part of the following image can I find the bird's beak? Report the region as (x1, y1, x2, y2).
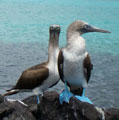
(87, 25, 111, 33)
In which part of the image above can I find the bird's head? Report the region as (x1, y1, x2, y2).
(50, 24, 60, 34)
(67, 20, 111, 37)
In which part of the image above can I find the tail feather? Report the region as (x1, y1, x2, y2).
(6, 86, 15, 92)
(3, 89, 19, 96)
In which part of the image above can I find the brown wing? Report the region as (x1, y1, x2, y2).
(58, 49, 64, 81)
(13, 63, 49, 90)
(27, 62, 47, 70)
(83, 53, 93, 83)
(58, 49, 71, 87)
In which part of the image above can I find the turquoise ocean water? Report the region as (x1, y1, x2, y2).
(0, 0, 119, 107)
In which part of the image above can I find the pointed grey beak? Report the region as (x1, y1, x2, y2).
(82, 25, 111, 33)
(90, 26, 111, 33)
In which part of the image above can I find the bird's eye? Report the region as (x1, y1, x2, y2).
(83, 25, 89, 29)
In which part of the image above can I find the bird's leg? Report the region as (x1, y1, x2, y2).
(82, 88, 86, 96)
(37, 95, 40, 104)
(75, 88, 93, 104)
(33, 87, 41, 104)
(59, 81, 74, 104)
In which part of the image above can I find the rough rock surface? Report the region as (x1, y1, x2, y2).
(0, 95, 36, 120)
(0, 92, 119, 120)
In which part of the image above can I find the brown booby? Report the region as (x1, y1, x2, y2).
(3, 24, 61, 103)
(58, 20, 111, 104)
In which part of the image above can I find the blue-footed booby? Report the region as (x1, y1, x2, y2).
(58, 20, 111, 104)
(3, 24, 61, 104)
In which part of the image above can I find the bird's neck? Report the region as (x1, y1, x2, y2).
(66, 33, 86, 55)
(48, 37, 59, 64)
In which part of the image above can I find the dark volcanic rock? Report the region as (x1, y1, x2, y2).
(0, 96, 36, 120)
(0, 91, 119, 120)
(105, 108, 119, 120)
(69, 97, 102, 120)
(0, 95, 4, 103)
(23, 95, 38, 105)
(38, 91, 102, 120)
(38, 91, 63, 120)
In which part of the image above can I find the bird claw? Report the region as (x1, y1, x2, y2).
(75, 95, 93, 104)
(59, 89, 74, 104)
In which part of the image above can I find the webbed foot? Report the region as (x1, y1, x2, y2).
(59, 89, 74, 104)
(75, 95, 93, 104)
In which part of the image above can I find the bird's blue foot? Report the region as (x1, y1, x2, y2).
(59, 89, 74, 104)
(59, 81, 74, 104)
(74, 88, 93, 104)
(37, 95, 40, 104)
(75, 95, 93, 104)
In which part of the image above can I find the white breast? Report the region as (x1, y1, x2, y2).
(63, 46, 88, 89)
(39, 48, 60, 92)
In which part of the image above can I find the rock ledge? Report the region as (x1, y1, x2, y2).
(0, 91, 119, 120)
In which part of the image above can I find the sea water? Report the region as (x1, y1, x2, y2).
(0, 0, 119, 108)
